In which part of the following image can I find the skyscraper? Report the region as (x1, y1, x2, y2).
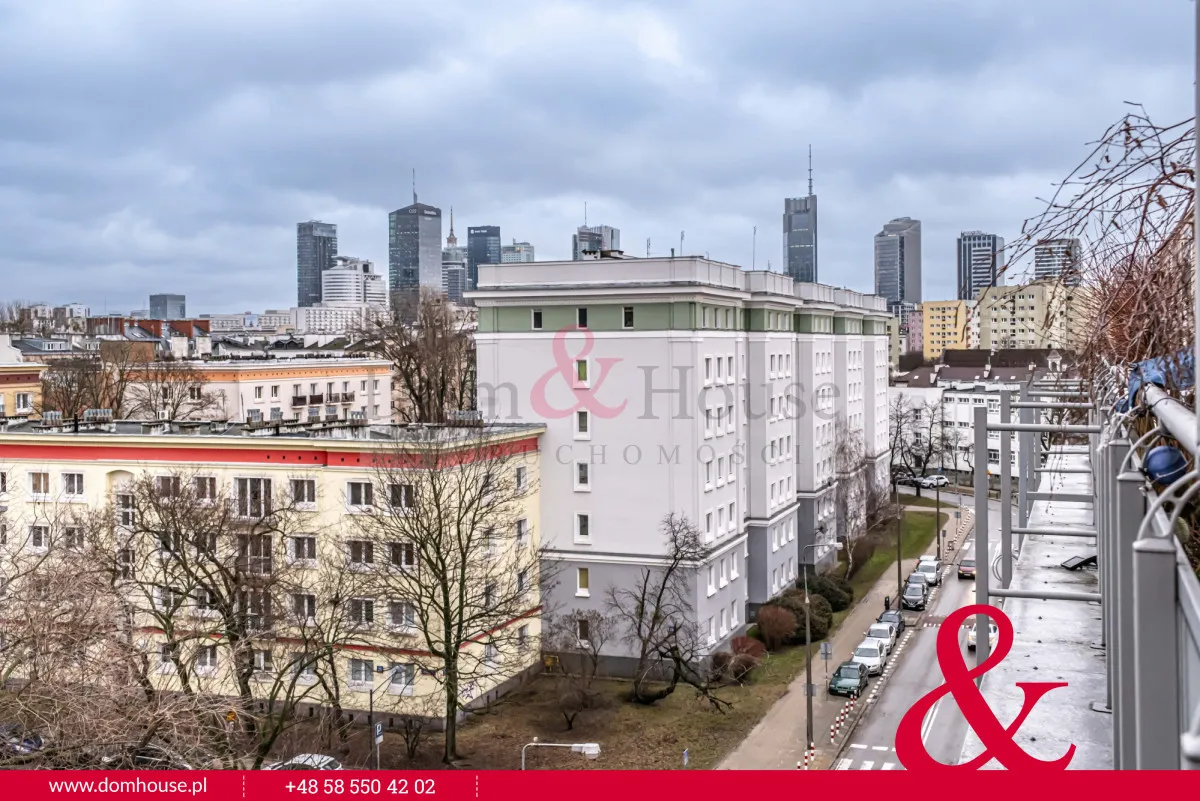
(388, 195, 442, 297)
(297, 221, 338, 307)
(874, 218, 922, 310)
(467, 225, 501, 291)
(1034, 238, 1082, 286)
(783, 146, 818, 282)
(501, 240, 536, 263)
(572, 225, 620, 259)
(149, 294, 186, 320)
(957, 231, 1006, 300)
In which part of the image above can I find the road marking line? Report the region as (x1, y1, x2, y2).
(834, 759, 852, 770)
(872, 746, 889, 751)
(859, 760, 874, 770)
(881, 762, 897, 770)
(849, 743, 866, 750)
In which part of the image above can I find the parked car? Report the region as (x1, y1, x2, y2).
(916, 558, 942, 586)
(267, 754, 344, 771)
(906, 572, 930, 595)
(901, 583, 927, 611)
(967, 622, 998, 651)
(828, 661, 869, 697)
(877, 609, 906, 634)
(958, 557, 976, 580)
(850, 639, 886, 676)
(865, 621, 897, 655)
(100, 744, 195, 770)
(918, 475, 949, 488)
(0, 724, 45, 757)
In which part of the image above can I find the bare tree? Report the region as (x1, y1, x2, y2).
(545, 610, 614, 730)
(606, 514, 730, 711)
(40, 344, 145, 419)
(125, 361, 220, 420)
(355, 289, 476, 424)
(889, 395, 952, 494)
(349, 427, 545, 764)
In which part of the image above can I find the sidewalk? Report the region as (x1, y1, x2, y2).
(717, 508, 968, 770)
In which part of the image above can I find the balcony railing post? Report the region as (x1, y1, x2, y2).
(1018, 384, 1030, 535)
(974, 405, 991, 675)
(1000, 391, 1013, 588)
(1114, 443, 1143, 769)
(1132, 532, 1182, 768)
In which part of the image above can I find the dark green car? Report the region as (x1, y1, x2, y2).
(828, 661, 869, 697)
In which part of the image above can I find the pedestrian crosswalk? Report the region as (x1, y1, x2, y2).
(834, 745, 902, 770)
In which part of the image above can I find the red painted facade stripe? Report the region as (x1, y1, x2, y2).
(0, 436, 540, 467)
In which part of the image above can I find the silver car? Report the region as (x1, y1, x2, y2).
(851, 639, 886, 676)
(916, 559, 942, 586)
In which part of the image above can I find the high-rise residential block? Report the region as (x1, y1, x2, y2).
(1033, 238, 1082, 286)
(472, 256, 890, 666)
(572, 225, 620, 259)
(957, 231, 1006, 300)
(389, 200, 443, 297)
(874, 218, 922, 311)
(321, 257, 387, 307)
(975, 279, 1090, 351)
(467, 226, 501, 291)
(921, 299, 977, 361)
(149, 294, 187, 320)
(297, 221, 338, 308)
(501, 240, 536, 263)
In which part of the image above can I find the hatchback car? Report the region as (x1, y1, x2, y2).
(958, 558, 976, 580)
(0, 724, 44, 757)
(967, 623, 998, 651)
(901, 583, 927, 611)
(267, 754, 344, 771)
(850, 640, 886, 676)
(828, 661, 869, 697)
(916, 559, 942, 586)
(906, 572, 930, 595)
(877, 609, 905, 634)
(865, 622, 897, 655)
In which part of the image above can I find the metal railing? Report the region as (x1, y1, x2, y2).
(972, 374, 1200, 769)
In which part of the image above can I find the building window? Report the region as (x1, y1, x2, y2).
(194, 476, 216, 501)
(987, 449, 1000, 463)
(576, 513, 590, 542)
(349, 540, 375, 566)
(483, 642, 500, 665)
(576, 409, 589, 435)
(238, 534, 273, 575)
(293, 593, 317, 621)
(30, 472, 49, 497)
(195, 646, 218, 671)
(116, 548, 133, 579)
(347, 481, 373, 509)
(515, 467, 528, 492)
(576, 567, 589, 597)
(577, 308, 588, 328)
(0, 472, 6, 493)
(532, 309, 543, 330)
(705, 357, 713, 383)
(389, 663, 416, 693)
(518, 625, 529, 648)
(291, 535, 316, 561)
(575, 462, 590, 490)
(388, 482, 415, 510)
(349, 657, 374, 683)
(63, 526, 83, 550)
(291, 479, 316, 506)
(62, 473, 83, 496)
(575, 359, 588, 385)
(29, 525, 48, 549)
(254, 386, 263, 400)
(15, 393, 33, 412)
(390, 541, 416, 568)
(623, 306, 634, 328)
(348, 599, 375, 627)
(516, 518, 529, 547)
(389, 601, 416, 630)
(270, 385, 279, 399)
(236, 478, 272, 518)
(577, 618, 591, 642)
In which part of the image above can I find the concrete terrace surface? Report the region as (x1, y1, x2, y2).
(958, 446, 1112, 769)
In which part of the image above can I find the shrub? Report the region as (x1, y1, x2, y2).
(801, 573, 850, 611)
(803, 607, 831, 642)
(731, 635, 767, 660)
(772, 591, 831, 644)
(710, 651, 734, 682)
(848, 536, 876, 577)
(745, 624, 762, 642)
(807, 593, 833, 626)
(755, 605, 797, 651)
(728, 652, 760, 683)
(829, 573, 854, 602)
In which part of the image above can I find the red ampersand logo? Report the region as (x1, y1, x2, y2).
(529, 325, 627, 419)
(895, 604, 1075, 770)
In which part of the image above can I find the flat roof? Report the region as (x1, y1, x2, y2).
(958, 447, 1112, 769)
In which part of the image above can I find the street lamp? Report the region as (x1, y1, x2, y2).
(367, 665, 401, 770)
(520, 739, 601, 769)
(802, 536, 844, 752)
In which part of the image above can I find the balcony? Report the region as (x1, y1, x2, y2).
(328, 392, 342, 403)
(341, 392, 355, 403)
(291, 397, 306, 408)
(308, 394, 324, 405)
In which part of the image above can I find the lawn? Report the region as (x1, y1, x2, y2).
(899, 493, 954, 509)
(396, 510, 947, 771)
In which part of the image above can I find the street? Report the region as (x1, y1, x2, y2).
(832, 494, 1001, 770)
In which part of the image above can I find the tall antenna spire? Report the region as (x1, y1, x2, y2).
(807, 144, 814, 196)
(446, 207, 457, 247)
(412, 168, 417, 205)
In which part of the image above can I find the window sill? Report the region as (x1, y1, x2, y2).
(573, 485, 591, 493)
(195, 667, 217, 678)
(389, 625, 418, 636)
(573, 537, 591, 547)
(288, 558, 318, 569)
(344, 506, 374, 515)
(347, 681, 373, 693)
(575, 590, 590, 598)
(706, 586, 716, 598)
(386, 685, 416, 697)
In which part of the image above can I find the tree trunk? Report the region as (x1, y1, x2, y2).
(442, 662, 459, 764)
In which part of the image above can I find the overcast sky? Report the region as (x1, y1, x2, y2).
(0, 0, 1193, 314)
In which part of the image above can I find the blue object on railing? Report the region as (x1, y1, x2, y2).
(1143, 444, 1190, 487)
(1123, 351, 1195, 410)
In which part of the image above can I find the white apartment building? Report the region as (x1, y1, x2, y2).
(471, 256, 889, 662)
(323, 257, 387, 307)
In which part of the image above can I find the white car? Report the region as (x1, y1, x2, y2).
(916, 559, 942, 586)
(865, 622, 897, 655)
(918, 475, 949, 488)
(851, 639, 886, 676)
(266, 754, 344, 771)
(966, 623, 998, 651)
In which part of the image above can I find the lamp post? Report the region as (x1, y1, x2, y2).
(520, 739, 601, 769)
(802, 537, 844, 752)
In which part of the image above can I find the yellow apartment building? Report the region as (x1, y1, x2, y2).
(0, 417, 544, 724)
(975, 280, 1091, 351)
(0, 362, 46, 419)
(921, 299, 976, 361)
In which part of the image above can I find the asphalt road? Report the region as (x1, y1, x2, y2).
(832, 498, 1000, 770)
